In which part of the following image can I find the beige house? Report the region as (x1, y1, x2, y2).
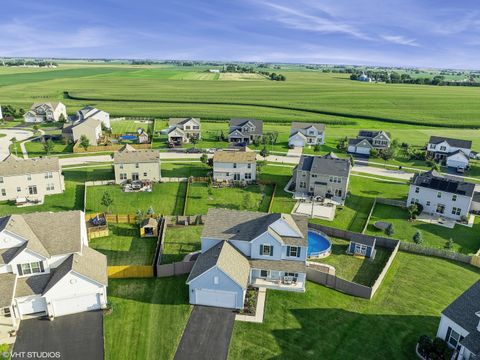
(24, 102, 67, 123)
(0, 155, 65, 202)
(71, 118, 103, 146)
(213, 150, 257, 182)
(113, 145, 161, 184)
(167, 118, 201, 144)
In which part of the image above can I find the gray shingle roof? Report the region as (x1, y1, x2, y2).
(348, 138, 373, 147)
(442, 280, 480, 355)
(291, 122, 325, 132)
(429, 136, 472, 149)
(358, 130, 391, 139)
(411, 170, 475, 197)
(229, 118, 263, 136)
(297, 154, 351, 178)
(168, 118, 200, 126)
(15, 274, 52, 297)
(0, 273, 16, 307)
(113, 149, 160, 164)
(350, 234, 376, 247)
(0, 155, 60, 177)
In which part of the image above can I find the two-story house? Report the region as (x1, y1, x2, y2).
(436, 280, 480, 360)
(293, 153, 351, 205)
(227, 118, 263, 144)
(62, 106, 110, 146)
(0, 210, 107, 331)
(407, 170, 475, 221)
(113, 145, 161, 184)
(24, 102, 67, 123)
(348, 130, 391, 155)
(167, 118, 201, 144)
(213, 150, 257, 183)
(288, 122, 326, 148)
(427, 136, 473, 171)
(186, 209, 308, 309)
(0, 155, 65, 202)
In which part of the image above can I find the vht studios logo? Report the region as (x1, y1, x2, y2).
(4, 352, 61, 359)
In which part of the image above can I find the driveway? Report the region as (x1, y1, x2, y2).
(0, 128, 33, 161)
(12, 311, 104, 360)
(174, 306, 236, 360)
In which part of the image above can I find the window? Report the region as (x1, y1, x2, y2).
(354, 243, 368, 256)
(284, 272, 298, 279)
(17, 261, 44, 276)
(436, 204, 445, 214)
(452, 195, 457, 201)
(135, 163, 139, 169)
(46, 183, 54, 191)
(143, 172, 148, 177)
(119, 164, 124, 169)
(426, 201, 431, 206)
(299, 181, 306, 189)
(28, 185, 37, 195)
(452, 207, 461, 216)
(1, 189, 5, 197)
(429, 144, 435, 149)
(415, 187, 420, 193)
(26, 174, 32, 181)
(446, 328, 463, 350)
(311, 174, 317, 178)
(233, 163, 237, 168)
(120, 173, 127, 180)
(213, 276, 219, 285)
(287, 246, 301, 257)
(245, 173, 251, 180)
(260, 270, 269, 278)
(0, 177, 3, 184)
(260, 244, 273, 256)
(437, 192, 442, 198)
(132, 173, 139, 181)
(440, 146, 447, 151)
(247, 163, 251, 169)
(16, 187, 21, 193)
(44, 172, 53, 179)
(335, 189, 342, 197)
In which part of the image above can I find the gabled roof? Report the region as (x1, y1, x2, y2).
(30, 102, 63, 111)
(229, 118, 263, 135)
(0, 155, 61, 177)
(113, 149, 160, 164)
(15, 273, 52, 297)
(348, 138, 374, 148)
(73, 117, 102, 130)
(168, 117, 200, 127)
(213, 150, 256, 164)
(187, 241, 250, 288)
(350, 234, 376, 247)
(290, 122, 325, 132)
(358, 130, 391, 140)
(167, 127, 185, 136)
(297, 154, 351, 178)
(289, 131, 307, 140)
(428, 136, 472, 150)
(411, 170, 475, 197)
(446, 149, 469, 160)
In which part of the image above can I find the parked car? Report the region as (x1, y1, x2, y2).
(186, 147, 203, 154)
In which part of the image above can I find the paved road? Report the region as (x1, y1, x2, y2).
(13, 311, 104, 360)
(174, 306, 236, 360)
(0, 129, 33, 161)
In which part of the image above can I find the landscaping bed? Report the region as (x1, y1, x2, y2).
(161, 225, 203, 264)
(239, 287, 259, 316)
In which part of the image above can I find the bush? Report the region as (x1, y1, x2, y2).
(385, 223, 395, 236)
(417, 335, 452, 360)
(445, 238, 454, 250)
(413, 231, 423, 244)
(417, 335, 432, 357)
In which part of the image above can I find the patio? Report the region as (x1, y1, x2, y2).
(292, 200, 336, 221)
(252, 277, 305, 291)
(416, 212, 456, 229)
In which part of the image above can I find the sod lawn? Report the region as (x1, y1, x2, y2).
(366, 203, 480, 255)
(161, 225, 203, 264)
(85, 182, 187, 215)
(258, 164, 297, 214)
(311, 237, 392, 286)
(229, 251, 480, 360)
(89, 223, 157, 265)
(185, 182, 273, 215)
(104, 277, 191, 360)
(161, 161, 210, 178)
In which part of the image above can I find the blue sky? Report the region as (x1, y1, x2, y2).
(2, 0, 480, 69)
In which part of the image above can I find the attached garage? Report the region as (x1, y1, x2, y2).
(52, 293, 102, 317)
(194, 289, 237, 309)
(17, 296, 47, 316)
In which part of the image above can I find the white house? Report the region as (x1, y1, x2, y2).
(427, 136, 473, 171)
(288, 122, 325, 148)
(213, 150, 257, 183)
(0, 211, 107, 331)
(407, 170, 475, 221)
(62, 106, 110, 146)
(167, 118, 201, 144)
(187, 209, 308, 309)
(24, 102, 67, 123)
(348, 130, 391, 155)
(436, 280, 480, 360)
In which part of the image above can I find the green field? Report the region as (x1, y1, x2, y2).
(161, 225, 203, 264)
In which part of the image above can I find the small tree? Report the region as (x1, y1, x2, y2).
(10, 137, 18, 156)
(58, 114, 67, 123)
(413, 230, 423, 244)
(190, 136, 198, 148)
(370, 148, 379, 157)
(32, 124, 40, 134)
(43, 139, 54, 155)
(146, 206, 154, 216)
(313, 143, 321, 152)
(379, 148, 394, 167)
(135, 209, 144, 227)
(349, 154, 355, 167)
(101, 191, 114, 213)
(260, 146, 269, 159)
(407, 203, 418, 220)
(79, 135, 90, 151)
(445, 238, 454, 250)
(385, 223, 395, 236)
(200, 153, 208, 164)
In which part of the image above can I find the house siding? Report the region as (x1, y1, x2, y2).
(114, 161, 161, 184)
(213, 162, 257, 182)
(0, 171, 65, 202)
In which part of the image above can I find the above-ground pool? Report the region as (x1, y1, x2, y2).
(308, 230, 332, 258)
(120, 135, 138, 141)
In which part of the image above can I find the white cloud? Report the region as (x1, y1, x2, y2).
(381, 35, 419, 47)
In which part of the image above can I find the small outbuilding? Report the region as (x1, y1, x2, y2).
(140, 217, 159, 237)
(347, 234, 376, 259)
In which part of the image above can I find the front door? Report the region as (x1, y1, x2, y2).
(132, 173, 139, 181)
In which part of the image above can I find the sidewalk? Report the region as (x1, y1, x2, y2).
(235, 288, 266, 323)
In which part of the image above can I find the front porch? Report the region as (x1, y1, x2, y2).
(252, 277, 305, 292)
(250, 268, 306, 292)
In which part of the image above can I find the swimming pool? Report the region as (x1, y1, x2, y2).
(120, 135, 138, 141)
(307, 230, 332, 258)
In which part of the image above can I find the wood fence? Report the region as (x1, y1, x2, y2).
(108, 265, 154, 278)
(73, 141, 152, 153)
(267, 183, 277, 213)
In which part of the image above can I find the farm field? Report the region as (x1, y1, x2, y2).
(229, 252, 480, 360)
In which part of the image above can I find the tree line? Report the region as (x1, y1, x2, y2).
(223, 64, 286, 81)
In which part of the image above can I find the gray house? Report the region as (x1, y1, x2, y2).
(288, 122, 325, 148)
(187, 209, 308, 309)
(227, 118, 263, 144)
(436, 280, 480, 360)
(293, 153, 351, 204)
(348, 130, 391, 155)
(167, 118, 201, 144)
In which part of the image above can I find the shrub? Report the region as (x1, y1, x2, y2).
(445, 238, 454, 250)
(413, 231, 423, 244)
(460, 214, 468, 223)
(385, 223, 395, 236)
(417, 335, 432, 357)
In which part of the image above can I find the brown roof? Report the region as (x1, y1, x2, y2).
(213, 150, 256, 164)
(249, 259, 306, 273)
(30, 102, 63, 111)
(0, 155, 61, 177)
(0, 273, 16, 307)
(15, 274, 52, 297)
(113, 149, 160, 164)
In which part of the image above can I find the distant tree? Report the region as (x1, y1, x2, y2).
(101, 191, 114, 213)
(378, 148, 394, 166)
(58, 114, 67, 123)
(260, 146, 269, 159)
(79, 135, 90, 151)
(43, 139, 54, 155)
(413, 231, 423, 244)
(190, 136, 198, 148)
(385, 223, 395, 236)
(336, 137, 348, 151)
(200, 153, 208, 164)
(18, 108, 25, 116)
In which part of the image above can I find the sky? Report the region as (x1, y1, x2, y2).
(1, 0, 480, 69)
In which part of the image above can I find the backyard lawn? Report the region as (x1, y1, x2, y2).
(110, 119, 154, 134)
(89, 223, 157, 265)
(161, 161, 210, 178)
(229, 251, 480, 360)
(259, 164, 297, 214)
(161, 225, 203, 264)
(86, 182, 186, 215)
(185, 182, 273, 215)
(366, 203, 480, 255)
(104, 277, 191, 360)
(24, 139, 73, 157)
(311, 237, 392, 286)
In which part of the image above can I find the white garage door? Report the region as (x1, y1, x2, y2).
(17, 296, 47, 315)
(195, 289, 237, 309)
(53, 293, 101, 317)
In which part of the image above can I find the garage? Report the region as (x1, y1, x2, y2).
(17, 296, 47, 316)
(194, 289, 237, 309)
(52, 293, 101, 317)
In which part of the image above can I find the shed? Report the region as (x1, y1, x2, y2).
(347, 234, 376, 259)
(140, 217, 158, 237)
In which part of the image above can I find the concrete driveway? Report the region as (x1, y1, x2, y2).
(12, 311, 104, 360)
(174, 306, 236, 360)
(0, 129, 33, 161)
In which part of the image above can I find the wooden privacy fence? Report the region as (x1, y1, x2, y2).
(73, 141, 152, 153)
(108, 265, 154, 278)
(157, 261, 195, 277)
(267, 183, 277, 213)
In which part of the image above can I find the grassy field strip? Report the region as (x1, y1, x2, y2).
(351, 173, 409, 184)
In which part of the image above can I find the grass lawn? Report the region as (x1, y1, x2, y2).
(229, 251, 480, 360)
(161, 225, 203, 264)
(104, 277, 191, 360)
(89, 223, 157, 265)
(185, 182, 273, 215)
(86, 182, 186, 215)
(0, 165, 113, 216)
(161, 161, 210, 178)
(310, 175, 409, 232)
(110, 119, 154, 134)
(366, 203, 480, 254)
(311, 237, 392, 286)
(24, 139, 73, 157)
(258, 164, 297, 213)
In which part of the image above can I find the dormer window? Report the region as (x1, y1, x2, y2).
(260, 244, 273, 256)
(440, 146, 446, 151)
